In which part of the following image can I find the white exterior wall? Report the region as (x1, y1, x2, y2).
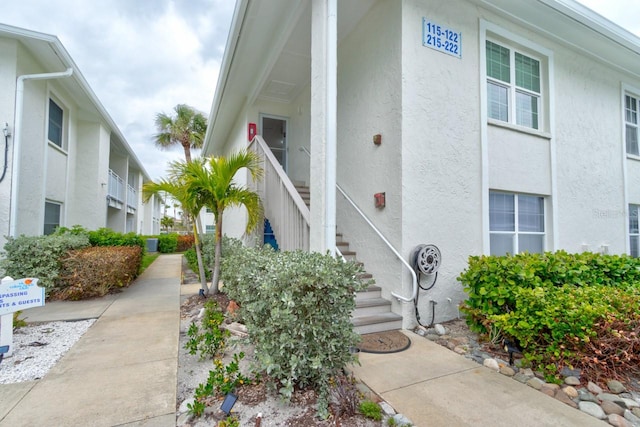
(0, 39, 18, 250)
(335, 1, 407, 319)
(399, 0, 483, 325)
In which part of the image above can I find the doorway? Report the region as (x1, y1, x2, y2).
(260, 115, 288, 172)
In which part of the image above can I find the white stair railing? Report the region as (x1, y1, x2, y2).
(299, 146, 417, 302)
(248, 136, 309, 251)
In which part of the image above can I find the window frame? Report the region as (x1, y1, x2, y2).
(48, 98, 65, 149)
(205, 225, 215, 234)
(625, 93, 639, 156)
(44, 201, 62, 235)
(486, 39, 543, 131)
(489, 191, 546, 256)
(630, 204, 639, 258)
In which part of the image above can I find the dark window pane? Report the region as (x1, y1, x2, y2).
(48, 99, 63, 147)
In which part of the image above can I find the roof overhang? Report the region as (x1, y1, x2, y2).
(203, 0, 640, 156)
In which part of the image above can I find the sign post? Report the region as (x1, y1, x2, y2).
(0, 277, 45, 357)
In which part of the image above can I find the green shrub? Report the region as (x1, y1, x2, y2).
(221, 246, 368, 417)
(458, 252, 640, 382)
(0, 234, 90, 293)
(158, 233, 178, 253)
(359, 400, 382, 421)
(88, 228, 144, 249)
(54, 246, 142, 300)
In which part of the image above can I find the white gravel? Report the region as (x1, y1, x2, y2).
(0, 319, 96, 384)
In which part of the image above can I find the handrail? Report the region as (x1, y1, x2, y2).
(249, 136, 310, 251)
(299, 146, 417, 302)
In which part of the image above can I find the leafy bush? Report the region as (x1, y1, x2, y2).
(176, 234, 195, 252)
(221, 246, 368, 417)
(54, 246, 142, 300)
(458, 252, 640, 382)
(0, 234, 90, 293)
(184, 299, 229, 360)
(158, 233, 178, 253)
(88, 228, 144, 249)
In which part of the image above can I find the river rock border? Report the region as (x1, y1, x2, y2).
(415, 324, 640, 427)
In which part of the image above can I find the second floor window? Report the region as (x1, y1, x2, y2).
(48, 99, 64, 148)
(486, 40, 541, 130)
(626, 94, 639, 156)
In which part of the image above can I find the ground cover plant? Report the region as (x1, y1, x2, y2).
(458, 251, 640, 386)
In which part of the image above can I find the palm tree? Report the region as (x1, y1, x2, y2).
(181, 150, 263, 294)
(153, 104, 207, 163)
(142, 166, 209, 294)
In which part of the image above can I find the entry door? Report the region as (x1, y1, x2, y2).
(260, 115, 288, 172)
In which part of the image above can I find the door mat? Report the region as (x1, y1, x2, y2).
(357, 330, 411, 354)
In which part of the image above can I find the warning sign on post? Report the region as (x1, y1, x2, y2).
(0, 278, 45, 316)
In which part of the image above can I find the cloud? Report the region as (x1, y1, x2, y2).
(1, 0, 234, 181)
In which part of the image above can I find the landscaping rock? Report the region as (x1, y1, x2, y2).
(500, 366, 516, 377)
(578, 389, 600, 403)
(555, 389, 578, 409)
(625, 409, 640, 426)
(560, 367, 582, 378)
(527, 377, 545, 390)
(483, 358, 500, 371)
(602, 400, 626, 416)
(609, 380, 628, 394)
(562, 386, 578, 399)
(579, 401, 607, 420)
(608, 414, 633, 427)
(392, 413, 413, 426)
(379, 401, 396, 416)
(434, 324, 447, 335)
(588, 381, 604, 395)
(565, 376, 581, 386)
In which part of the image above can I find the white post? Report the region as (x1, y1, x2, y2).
(0, 276, 14, 357)
(310, 0, 337, 255)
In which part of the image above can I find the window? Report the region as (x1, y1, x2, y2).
(486, 40, 541, 130)
(206, 208, 213, 213)
(490, 192, 545, 255)
(625, 94, 639, 156)
(630, 204, 639, 257)
(44, 201, 61, 235)
(48, 99, 64, 148)
(205, 225, 215, 234)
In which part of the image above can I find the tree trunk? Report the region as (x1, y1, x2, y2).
(192, 214, 208, 294)
(182, 142, 191, 163)
(210, 214, 223, 294)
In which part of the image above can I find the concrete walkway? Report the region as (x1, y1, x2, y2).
(350, 330, 607, 426)
(0, 254, 182, 427)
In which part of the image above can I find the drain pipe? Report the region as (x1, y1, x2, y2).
(9, 68, 73, 237)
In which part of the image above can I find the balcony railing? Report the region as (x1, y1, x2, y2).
(127, 184, 137, 213)
(108, 169, 124, 209)
(248, 135, 309, 251)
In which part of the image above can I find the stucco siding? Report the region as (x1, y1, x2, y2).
(553, 42, 630, 253)
(488, 127, 551, 194)
(335, 0, 405, 316)
(400, 0, 483, 324)
(0, 39, 18, 249)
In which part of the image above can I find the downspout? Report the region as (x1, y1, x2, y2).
(9, 68, 73, 237)
(325, 0, 337, 256)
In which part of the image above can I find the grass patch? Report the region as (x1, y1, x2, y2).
(140, 253, 160, 274)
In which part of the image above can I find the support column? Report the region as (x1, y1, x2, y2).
(310, 0, 337, 255)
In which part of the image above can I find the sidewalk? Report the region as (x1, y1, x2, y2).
(0, 254, 182, 427)
(350, 330, 607, 427)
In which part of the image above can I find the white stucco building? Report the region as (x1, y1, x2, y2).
(203, 0, 640, 331)
(0, 24, 161, 250)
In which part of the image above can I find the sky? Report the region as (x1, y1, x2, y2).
(1, 0, 639, 181)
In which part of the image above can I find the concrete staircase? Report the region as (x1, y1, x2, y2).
(294, 185, 402, 334)
(337, 233, 403, 334)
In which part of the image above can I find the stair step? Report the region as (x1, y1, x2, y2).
(352, 312, 403, 335)
(353, 297, 392, 317)
(356, 285, 380, 301)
